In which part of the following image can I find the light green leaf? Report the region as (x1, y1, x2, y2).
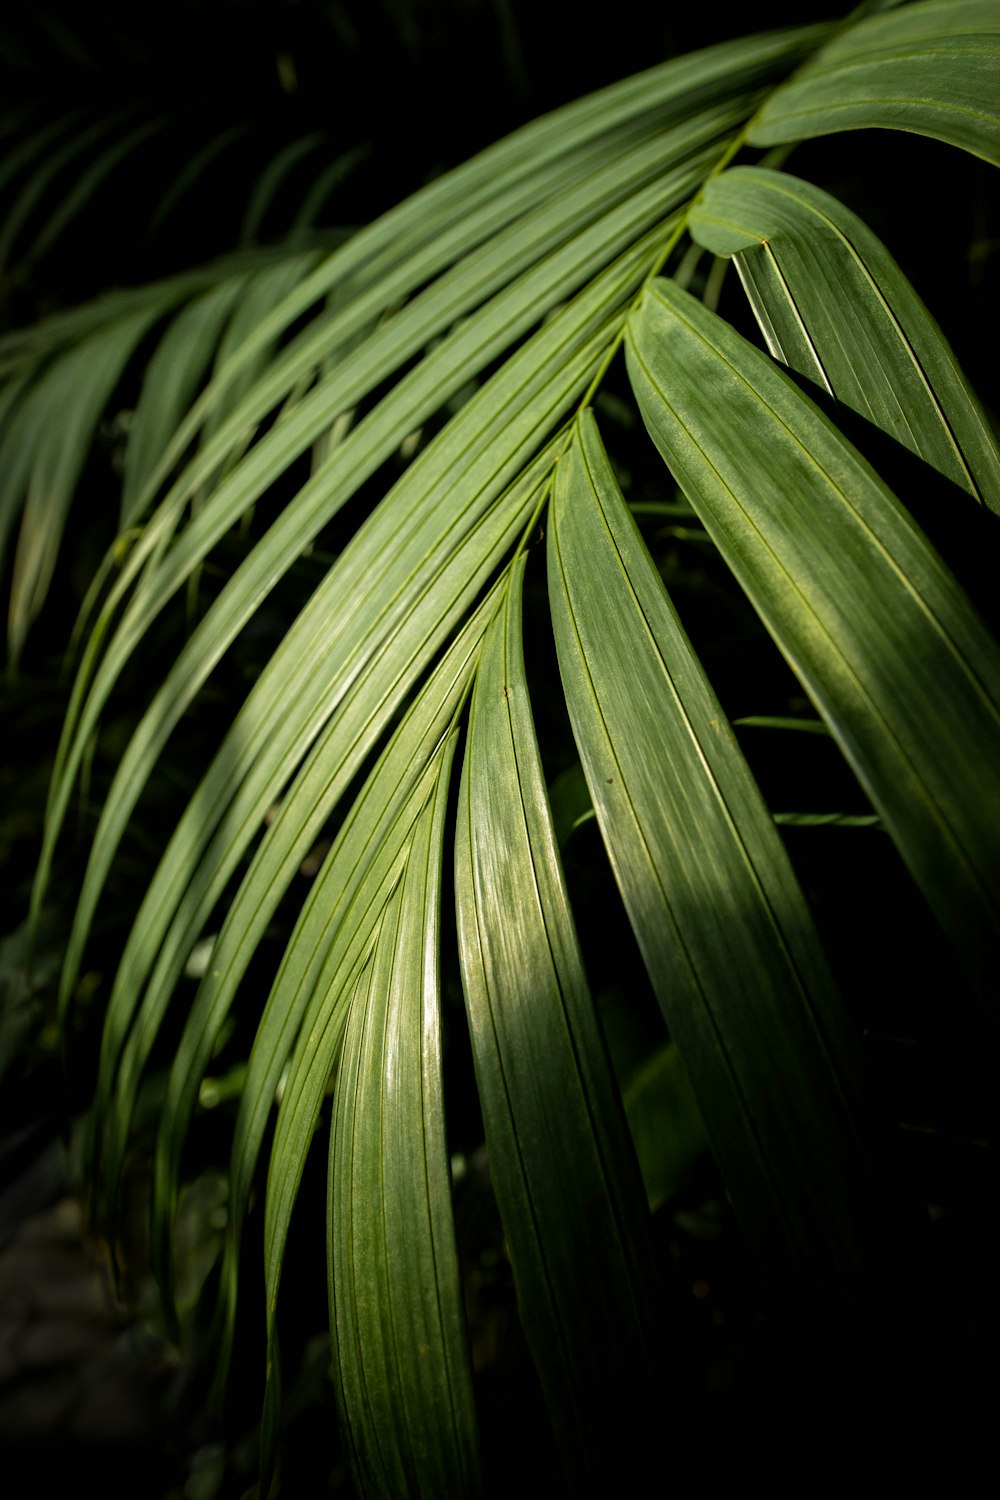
(455, 553, 656, 1480)
(39, 119, 720, 947)
(330, 738, 481, 1498)
(689, 166, 1000, 511)
(548, 412, 870, 1272)
(748, 0, 1000, 164)
(626, 278, 1000, 995)
(54, 225, 667, 1079)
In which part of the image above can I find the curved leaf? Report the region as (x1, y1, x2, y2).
(748, 0, 1000, 163)
(689, 165, 1000, 512)
(455, 553, 656, 1479)
(548, 412, 870, 1273)
(626, 278, 1000, 995)
(120, 275, 250, 522)
(329, 737, 481, 1498)
(1, 307, 160, 664)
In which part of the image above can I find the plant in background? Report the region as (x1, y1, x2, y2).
(2, 0, 997, 1493)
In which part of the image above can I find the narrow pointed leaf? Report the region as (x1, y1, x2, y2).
(3, 308, 160, 662)
(689, 166, 1000, 511)
(120, 276, 249, 523)
(0, 113, 123, 271)
(208, 588, 502, 1370)
(241, 134, 327, 244)
(455, 553, 656, 1481)
(57, 226, 665, 1066)
(26, 118, 165, 266)
(626, 279, 1000, 994)
(548, 412, 869, 1272)
(748, 1, 1000, 164)
(147, 125, 248, 235)
(330, 738, 481, 1498)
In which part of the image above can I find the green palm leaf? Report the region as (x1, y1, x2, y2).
(456, 552, 657, 1481)
(688, 166, 1000, 510)
(329, 737, 481, 1498)
(549, 412, 870, 1273)
(0, 307, 159, 664)
(748, 0, 1000, 162)
(626, 278, 1000, 994)
(8, 7, 995, 1496)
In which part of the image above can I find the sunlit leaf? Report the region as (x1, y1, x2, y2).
(456, 553, 656, 1478)
(330, 739, 481, 1497)
(689, 166, 1000, 511)
(549, 412, 871, 1272)
(627, 278, 1000, 995)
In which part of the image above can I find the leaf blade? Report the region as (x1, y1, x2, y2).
(330, 738, 481, 1497)
(748, 0, 1000, 164)
(455, 553, 656, 1480)
(548, 411, 871, 1273)
(689, 165, 1000, 512)
(626, 278, 1000, 995)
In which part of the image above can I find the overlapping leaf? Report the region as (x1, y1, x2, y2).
(626, 279, 1000, 995)
(548, 412, 870, 1272)
(748, 0, 1000, 163)
(329, 739, 481, 1498)
(0, 241, 335, 659)
(0, 308, 159, 664)
(455, 554, 656, 1479)
(689, 166, 1000, 511)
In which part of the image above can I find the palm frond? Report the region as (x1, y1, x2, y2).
(7, 4, 995, 1494)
